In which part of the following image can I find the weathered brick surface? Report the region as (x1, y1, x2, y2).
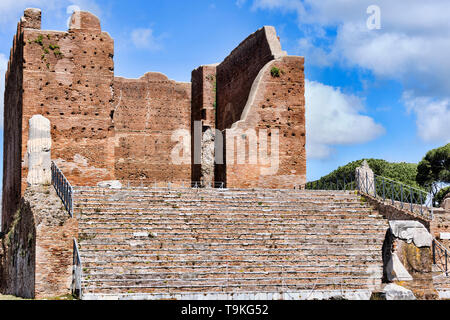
(21, 12, 116, 187)
(2, 21, 24, 232)
(214, 27, 306, 189)
(216, 26, 286, 131)
(114, 73, 191, 183)
(0, 186, 77, 299)
(430, 208, 450, 249)
(218, 58, 306, 189)
(0, 197, 35, 298)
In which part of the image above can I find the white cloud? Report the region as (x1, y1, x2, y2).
(0, 0, 101, 28)
(306, 80, 385, 159)
(66, 4, 81, 28)
(403, 93, 450, 143)
(0, 53, 8, 129)
(250, 0, 450, 142)
(131, 28, 163, 51)
(236, 0, 247, 8)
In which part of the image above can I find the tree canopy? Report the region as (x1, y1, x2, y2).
(416, 143, 450, 187)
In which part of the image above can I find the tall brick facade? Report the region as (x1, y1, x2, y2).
(215, 26, 306, 188)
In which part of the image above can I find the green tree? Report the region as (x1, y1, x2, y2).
(416, 143, 450, 205)
(307, 159, 422, 190)
(416, 143, 450, 187)
(435, 186, 450, 207)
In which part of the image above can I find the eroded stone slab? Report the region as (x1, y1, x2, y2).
(389, 220, 433, 248)
(97, 180, 122, 189)
(383, 284, 416, 300)
(385, 253, 413, 282)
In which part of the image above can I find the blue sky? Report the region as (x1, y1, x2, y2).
(0, 0, 449, 182)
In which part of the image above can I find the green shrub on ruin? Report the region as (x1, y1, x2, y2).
(34, 35, 44, 46)
(270, 67, 281, 77)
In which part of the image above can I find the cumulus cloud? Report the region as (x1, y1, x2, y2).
(131, 28, 164, 51)
(250, 0, 450, 143)
(0, 53, 8, 129)
(403, 93, 450, 143)
(305, 80, 385, 159)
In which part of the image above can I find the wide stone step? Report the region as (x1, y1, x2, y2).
(74, 195, 363, 202)
(77, 208, 379, 217)
(81, 262, 381, 273)
(73, 187, 357, 196)
(79, 248, 382, 261)
(81, 277, 380, 294)
(81, 272, 379, 287)
(78, 225, 386, 235)
(78, 222, 385, 234)
(80, 256, 382, 267)
(74, 199, 366, 208)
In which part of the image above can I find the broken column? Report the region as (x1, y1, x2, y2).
(26, 115, 51, 186)
(356, 160, 375, 195)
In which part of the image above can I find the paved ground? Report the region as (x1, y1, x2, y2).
(0, 295, 25, 300)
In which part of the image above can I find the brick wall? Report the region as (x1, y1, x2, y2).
(114, 73, 191, 184)
(215, 26, 306, 189)
(0, 196, 35, 298)
(2, 21, 24, 232)
(430, 208, 450, 249)
(216, 26, 286, 131)
(21, 11, 115, 187)
(0, 186, 77, 299)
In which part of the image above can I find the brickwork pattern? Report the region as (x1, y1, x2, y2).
(113, 73, 191, 183)
(0, 186, 77, 299)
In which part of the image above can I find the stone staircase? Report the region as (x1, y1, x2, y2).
(73, 187, 390, 300)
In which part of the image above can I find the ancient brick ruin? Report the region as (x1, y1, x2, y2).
(1, 9, 448, 300)
(2, 9, 305, 232)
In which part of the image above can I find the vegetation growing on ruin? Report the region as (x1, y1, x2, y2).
(33, 35, 44, 46)
(271, 67, 282, 77)
(32, 35, 64, 67)
(5, 208, 22, 246)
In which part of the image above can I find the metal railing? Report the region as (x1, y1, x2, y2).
(357, 172, 433, 220)
(307, 172, 433, 220)
(51, 161, 74, 217)
(72, 238, 83, 299)
(433, 239, 449, 276)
